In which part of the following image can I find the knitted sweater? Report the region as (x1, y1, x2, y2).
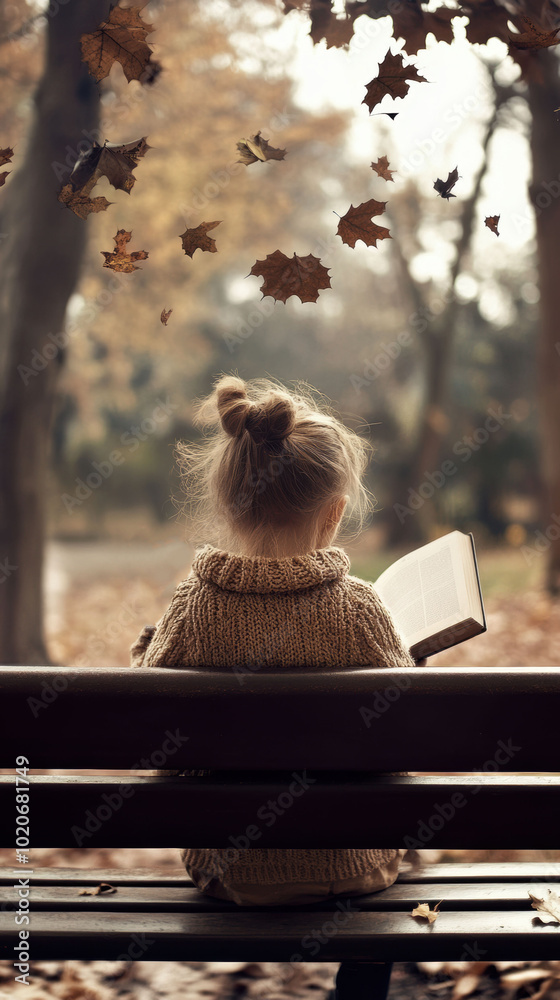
(131, 544, 415, 885)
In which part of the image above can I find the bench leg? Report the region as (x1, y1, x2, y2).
(334, 960, 393, 1000)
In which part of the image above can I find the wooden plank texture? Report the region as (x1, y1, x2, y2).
(1, 774, 558, 847)
(0, 909, 558, 961)
(2, 666, 560, 770)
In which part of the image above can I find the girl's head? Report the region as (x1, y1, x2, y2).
(177, 375, 374, 557)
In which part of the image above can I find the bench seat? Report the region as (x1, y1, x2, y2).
(1, 864, 559, 961)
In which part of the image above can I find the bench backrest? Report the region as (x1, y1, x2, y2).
(1, 667, 559, 850)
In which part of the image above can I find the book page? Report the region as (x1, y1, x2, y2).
(374, 532, 472, 648)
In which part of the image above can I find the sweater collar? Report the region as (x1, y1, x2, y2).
(192, 544, 350, 594)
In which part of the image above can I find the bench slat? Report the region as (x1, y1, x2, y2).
(2, 775, 558, 848)
(2, 863, 558, 885)
(2, 666, 560, 770)
(0, 882, 556, 912)
(1, 909, 558, 961)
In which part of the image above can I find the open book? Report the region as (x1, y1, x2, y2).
(373, 530, 487, 660)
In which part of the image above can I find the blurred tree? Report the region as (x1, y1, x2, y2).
(0, 0, 111, 664)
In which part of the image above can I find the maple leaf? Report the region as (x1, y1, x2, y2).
(391, 5, 456, 56)
(411, 900, 443, 923)
(485, 215, 500, 235)
(0, 146, 14, 187)
(160, 307, 173, 325)
(460, 0, 511, 45)
(101, 230, 148, 273)
(249, 250, 331, 304)
(81, 7, 161, 84)
(529, 889, 560, 923)
(58, 136, 150, 218)
(79, 882, 117, 896)
(237, 131, 286, 166)
(337, 199, 391, 249)
(508, 14, 560, 50)
(434, 166, 459, 199)
(58, 184, 112, 220)
(363, 50, 428, 113)
(371, 156, 396, 181)
(180, 221, 221, 258)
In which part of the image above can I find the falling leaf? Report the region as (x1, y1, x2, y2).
(180, 221, 221, 258)
(58, 185, 112, 220)
(58, 137, 150, 218)
(236, 131, 286, 166)
(363, 50, 428, 113)
(391, 4, 456, 55)
(371, 156, 396, 182)
(371, 112, 399, 119)
(160, 307, 173, 325)
(81, 7, 161, 84)
(0, 146, 14, 187)
(434, 166, 460, 199)
(485, 215, 500, 235)
(249, 250, 331, 304)
(509, 14, 560, 50)
(529, 889, 560, 923)
(79, 882, 117, 896)
(411, 900, 443, 923)
(337, 199, 391, 249)
(101, 230, 148, 273)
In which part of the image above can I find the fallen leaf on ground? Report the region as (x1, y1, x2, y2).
(79, 882, 117, 896)
(160, 308, 173, 325)
(81, 6, 161, 84)
(179, 220, 221, 258)
(337, 199, 391, 249)
(58, 137, 150, 218)
(371, 156, 396, 181)
(529, 890, 560, 923)
(434, 166, 459, 199)
(236, 131, 286, 165)
(485, 215, 500, 235)
(101, 230, 148, 273)
(363, 50, 427, 113)
(249, 250, 331, 304)
(411, 900, 443, 923)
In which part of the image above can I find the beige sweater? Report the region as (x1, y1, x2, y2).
(131, 544, 415, 885)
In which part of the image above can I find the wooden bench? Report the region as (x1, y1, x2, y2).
(1, 666, 559, 998)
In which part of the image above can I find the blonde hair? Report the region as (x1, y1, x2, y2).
(176, 375, 374, 556)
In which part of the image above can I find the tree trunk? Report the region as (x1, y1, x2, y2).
(528, 52, 560, 595)
(0, 0, 111, 664)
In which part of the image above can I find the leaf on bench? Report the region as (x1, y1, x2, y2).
(529, 889, 560, 923)
(78, 882, 117, 896)
(411, 900, 442, 923)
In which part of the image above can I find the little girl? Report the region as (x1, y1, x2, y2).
(130, 374, 416, 906)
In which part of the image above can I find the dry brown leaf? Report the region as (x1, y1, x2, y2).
(249, 250, 331, 304)
(434, 166, 460, 199)
(160, 307, 173, 325)
(509, 14, 560, 51)
(450, 965, 491, 1000)
(179, 220, 221, 258)
(371, 155, 396, 181)
(81, 6, 161, 84)
(58, 136, 150, 218)
(529, 889, 560, 923)
(485, 215, 500, 236)
(411, 900, 443, 923)
(337, 199, 391, 249)
(236, 131, 286, 166)
(0, 146, 14, 187)
(101, 230, 149, 273)
(460, 0, 511, 46)
(79, 882, 117, 896)
(363, 50, 428, 113)
(392, 4, 456, 55)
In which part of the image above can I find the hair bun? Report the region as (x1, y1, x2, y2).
(245, 392, 296, 446)
(215, 376, 251, 438)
